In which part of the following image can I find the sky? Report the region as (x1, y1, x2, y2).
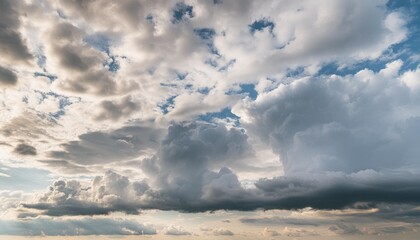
(0, 0, 420, 239)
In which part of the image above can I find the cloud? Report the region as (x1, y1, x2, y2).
(234, 60, 420, 175)
(213, 228, 234, 236)
(138, 122, 253, 210)
(329, 223, 362, 235)
(94, 95, 141, 121)
(262, 227, 280, 237)
(48, 125, 162, 165)
(163, 225, 191, 236)
(38, 160, 90, 175)
(241, 216, 323, 226)
(20, 117, 420, 215)
(0, 65, 17, 86)
(0, 218, 156, 236)
(282, 227, 318, 237)
(0, 0, 33, 64)
(13, 143, 37, 156)
(21, 170, 152, 216)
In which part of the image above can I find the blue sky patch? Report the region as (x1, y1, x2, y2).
(160, 96, 177, 114)
(84, 33, 121, 73)
(34, 72, 57, 82)
(0, 165, 52, 191)
(172, 2, 194, 24)
(249, 18, 275, 35)
(239, 84, 258, 100)
(194, 28, 220, 55)
(198, 107, 239, 122)
(194, 28, 216, 40)
(33, 91, 75, 120)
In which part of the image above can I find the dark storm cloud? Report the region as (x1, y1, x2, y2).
(22, 122, 420, 215)
(0, 0, 33, 63)
(251, 172, 420, 210)
(0, 65, 17, 86)
(14, 143, 37, 156)
(23, 122, 254, 215)
(0, 218, 156, 236)
(139, 122, 253, 209)
(21, 170, 420, 215)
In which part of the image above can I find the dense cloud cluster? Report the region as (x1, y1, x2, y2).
(236, 60, 420, 175)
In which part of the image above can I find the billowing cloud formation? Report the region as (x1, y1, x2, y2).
(235, 60, 420, 175)
(22, 170, 144, 216)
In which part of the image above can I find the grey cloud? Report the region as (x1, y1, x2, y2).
(251, 172, 420, 211)
(21, 121, 420, 215)
(139, 122, 253, 209)
(370, 226, 414, 235)
(0, 218, 156, 236)
(94, 96, 141, 121)
(14, 143, 37, 156)
(0, 65, 17, 86)
(48, 125, 162, 165)
(329, 223, 362, 235)
(21, 169, 420, 216)
(57, 0, 156, 30)
(240, 216, 323, 226)
(0, 0, 33, 64)
(213, 229, 234, 236)
(326, 204, 420, 224)
(1, 113, 54, 139)
(47, 22, 135, 96)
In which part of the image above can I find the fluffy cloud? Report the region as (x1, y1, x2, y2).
(235, 61, 420, 175)
(163, 225, 192, 236)
(21, 170, 151, 216)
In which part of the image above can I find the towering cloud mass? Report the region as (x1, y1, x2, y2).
(0, 0, 419, 238)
